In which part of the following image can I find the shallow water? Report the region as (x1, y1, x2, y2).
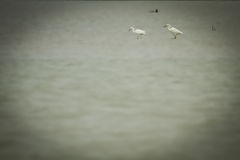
(0, 1, 240, 160)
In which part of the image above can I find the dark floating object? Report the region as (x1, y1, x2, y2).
(149, 9, 159, 13)
(212, 25, 216, 31)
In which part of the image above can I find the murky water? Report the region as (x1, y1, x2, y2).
(0, 1, 240, 160)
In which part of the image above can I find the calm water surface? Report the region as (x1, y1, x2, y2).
(0, 1, 240, 160)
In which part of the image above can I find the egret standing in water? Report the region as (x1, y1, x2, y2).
(129, 26, 146, 39)
(163, 24, 183, 39)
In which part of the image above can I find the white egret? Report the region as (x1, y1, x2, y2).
(129, 26, 146, 39)
(163, 24, 183, 39)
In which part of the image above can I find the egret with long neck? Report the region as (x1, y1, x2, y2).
(163, 24, 183, 39)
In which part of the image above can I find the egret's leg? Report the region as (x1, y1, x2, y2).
(174, 35, 176, 39)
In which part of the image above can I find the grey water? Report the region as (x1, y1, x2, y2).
(0, 1, 240, 160)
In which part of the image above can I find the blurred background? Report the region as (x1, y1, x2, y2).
(0, 1, 240, 160)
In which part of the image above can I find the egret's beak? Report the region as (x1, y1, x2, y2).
(163, 25, 167, 28)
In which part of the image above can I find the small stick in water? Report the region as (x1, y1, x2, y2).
(212, 25, 216, 31)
